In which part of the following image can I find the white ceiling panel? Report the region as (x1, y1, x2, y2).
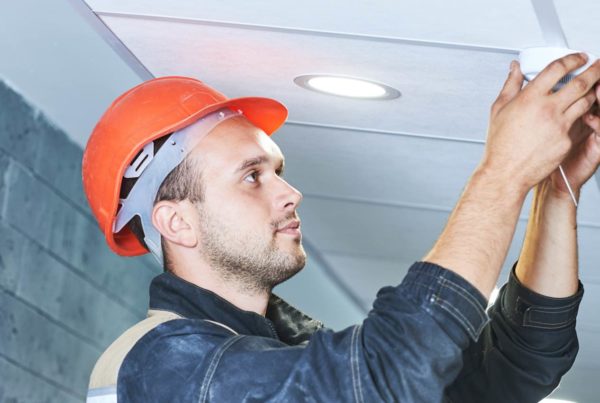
(96, 14, 514, 141)
(276, 124, 600, 225)
(299, 195, 524, 262)
(300, 196, 600, 283)
(87, 0, 600, 52)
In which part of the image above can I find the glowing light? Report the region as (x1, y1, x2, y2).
(294, 75, 400, 100)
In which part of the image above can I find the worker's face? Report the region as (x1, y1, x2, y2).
(188, 116, 305, 291)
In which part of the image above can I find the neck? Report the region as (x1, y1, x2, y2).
(169, 256, 271, 316)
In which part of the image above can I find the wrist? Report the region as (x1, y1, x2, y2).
(472, 163, 530, 202)
(544, 177, 581, 205)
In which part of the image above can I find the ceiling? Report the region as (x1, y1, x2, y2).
(73, 0, 599, 401)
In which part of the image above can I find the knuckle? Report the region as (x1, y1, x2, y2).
(572, 78, 588, 92)
(551, 58, 569, 73)
(491, 97, 504, 114)
(540, 104, 556, 120)
(495, 94, 508, 106)
(520, 88, 533, 102)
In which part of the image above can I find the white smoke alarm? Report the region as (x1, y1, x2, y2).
(519, 0, 597, 91)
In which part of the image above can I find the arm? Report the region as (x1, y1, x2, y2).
(516, 180, 578, 297)
(424, 55, 600, 299)
(445, 84, 600, 403)
(517, 101, 600, 296)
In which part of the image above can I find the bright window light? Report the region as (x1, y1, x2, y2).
(539, 399, 577, 403)
(294, 74, 401, 100)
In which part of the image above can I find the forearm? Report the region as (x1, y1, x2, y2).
(515, 179, 579, 297)
(423, 165, 528, 298)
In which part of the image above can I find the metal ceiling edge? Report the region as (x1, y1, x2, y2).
(302, 238, 369, 314)
(285, 120, 486, 145)
(66, 0, 154, 81)
(93, 11, 520, 55)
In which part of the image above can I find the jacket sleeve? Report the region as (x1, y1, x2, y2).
(205, 261, 490, 402)
(445, 262, 584, 403)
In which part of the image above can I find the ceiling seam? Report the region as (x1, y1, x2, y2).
(285, 120, 486, 145)
(302, 192, 600, 229)
(94, 11, 520, 55)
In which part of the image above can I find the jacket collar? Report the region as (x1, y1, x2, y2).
(149, 272, 324, 345)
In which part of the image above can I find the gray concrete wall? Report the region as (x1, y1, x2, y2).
(0, 80, 160, 401)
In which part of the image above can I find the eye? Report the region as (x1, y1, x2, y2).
(244, 171, 259, 183)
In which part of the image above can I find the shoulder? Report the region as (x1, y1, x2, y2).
(117, 318, 290, 402)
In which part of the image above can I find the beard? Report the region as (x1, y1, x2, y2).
(195, 204, 306, 294)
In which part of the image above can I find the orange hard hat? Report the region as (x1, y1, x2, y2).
(82, 76, 288, 257)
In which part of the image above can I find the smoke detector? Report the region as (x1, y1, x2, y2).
(519, 0, 596, 91)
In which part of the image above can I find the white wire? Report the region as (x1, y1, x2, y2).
(558, 164, 578, 207)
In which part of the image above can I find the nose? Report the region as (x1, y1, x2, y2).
(274, 176, 303, 212)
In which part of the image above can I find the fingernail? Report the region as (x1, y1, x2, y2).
(580, 52, 589, 61)
(509, 60, 516, 72)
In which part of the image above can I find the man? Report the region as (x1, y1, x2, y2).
(83, 54, 600, 402)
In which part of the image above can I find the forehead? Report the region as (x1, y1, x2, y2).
(190, 116, 283, 169)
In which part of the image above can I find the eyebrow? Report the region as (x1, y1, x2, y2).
(235, 155, 285, 175)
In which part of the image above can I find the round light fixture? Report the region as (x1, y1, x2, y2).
(294, 74, 401, 100)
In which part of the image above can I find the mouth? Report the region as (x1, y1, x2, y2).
(276, 220, 302, 237)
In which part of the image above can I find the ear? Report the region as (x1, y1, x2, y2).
(152, 200, 198, 249)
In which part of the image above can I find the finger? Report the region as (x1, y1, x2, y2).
(529, 52, 589, 94)
(558, 133, 597, 187)
(585, 112, 600, 133)
(565, 88, 597, 124)
(555, 59, 600, 111)
(491, 61, 524, 115)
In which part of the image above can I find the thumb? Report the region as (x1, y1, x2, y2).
(492, 61, 525, 115)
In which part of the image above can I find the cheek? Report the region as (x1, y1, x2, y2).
(207, 182, 274, 229)
(216, 197, 272, 231)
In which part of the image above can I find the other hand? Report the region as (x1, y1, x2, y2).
(481, 54, 600, 193)
(550, 84, 600, 200)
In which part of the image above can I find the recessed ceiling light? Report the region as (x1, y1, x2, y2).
(294, 74, 401, 100)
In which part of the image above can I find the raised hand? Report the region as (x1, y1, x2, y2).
(481, 54, 600, 193)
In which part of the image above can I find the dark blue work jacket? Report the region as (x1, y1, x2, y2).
(116, 261, 583, 402)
